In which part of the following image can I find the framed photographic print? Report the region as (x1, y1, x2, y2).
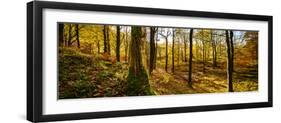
(27, 1, 273, 122)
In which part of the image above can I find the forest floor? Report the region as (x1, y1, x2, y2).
(150, 62, 258, 95)
(59, 48, 258, 99)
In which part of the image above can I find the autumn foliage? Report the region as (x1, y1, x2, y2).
(58, 23, 258, 99)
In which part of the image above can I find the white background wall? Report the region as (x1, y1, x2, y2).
(0, 0, 279, 123)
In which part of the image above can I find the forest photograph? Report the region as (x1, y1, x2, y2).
(58, 23, 258, 99)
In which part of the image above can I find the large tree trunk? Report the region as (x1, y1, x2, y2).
(103, 25, 108, 53)
(149, 27, 156, 75)
(188, 29, 193, 87)
(126, 26, 152, 96)
(116, 26, 121, 62)
(58, 24, 64, 47)
(75, 24, 80, 48)
(172, 30, 175, 73)
(225, 30, 234, 92)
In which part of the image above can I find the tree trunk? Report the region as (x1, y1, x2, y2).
(225, 30, 234, 92)
(211, 30, 217, 67)
(75, 24, 80, 48)
(172, 30, 175, 73)
(97, 40, 100, 54)
(202, 30, 205, 73)
(116, 26, 121, 62)
(153, 28, 158, 69)
(184, 35, 187, 62)
(124, 27, 128, 62)
(67, 24, 72, 47)
(149, 27, 156, 75)
(64, 32, 67, 46)
(103, 25, 108, 53)
(126, 26, 152, 96)
(181, 47, 184, 62)
(177, 36, 180, 66)
(107, 26, 111, 55)
(129, 26, 142, 75)
(159, 46, 161, 63)
(58, 24, 64, 47)
(188, 29, 193, 87)
(230, 31, 234, 70)
(165, 38, 168, 72)
(154, 38, 157, 69)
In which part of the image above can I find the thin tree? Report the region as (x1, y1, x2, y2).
(103, 25, 108, 53)
(177, 34, 180, 66)
(159, 28, 172, 72)
(211, 30, 217, 67)
(172, 29, 175, 73)
(107, 26, 111, 55)
(230, 31, 234, 69)
(95, 29, 100, 54)
(225, 30, 234, 92)
(188, 29, 193, 87)
(153, 28, 159, 69)
(116, 26, 121, 62)
(124, 27, 129, 62)
(183, 34, 187, 62)
(202, 29, 206, 73)
(75, 24, 80, 48)
(67, 24, 72, 47)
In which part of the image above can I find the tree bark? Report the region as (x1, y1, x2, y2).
(154, 37, 157, 69)
(75, 24, 80, 48)
(107, 26, 111, 55)
(165, 37, 168, 72)
(126, 26, 152, 95)
(129, 26, 142, 74)
(188, 29, 193, 87)
(225, 30, 234, 92)
(116, 26, 121, 62)
(172, 29, 175, 73)
(124, 27, 128, 62)
(211, 30, 217, 67)
(67, 24, 72, 47)
(159, 46, 161, 63)
(58, 24, 64, 47)
(103, 25, 108, 53)
(177, 35, 180, 66)
(97, 39, 100, 54)
(149, 27, 156, 75)
(202, 30, 206, 73)
(230, 31, 234, 70)
(184, 35, 187, 62)
(153, 28, 158, 69)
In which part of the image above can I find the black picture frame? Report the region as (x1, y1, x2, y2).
(27, 1, 273, 122)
